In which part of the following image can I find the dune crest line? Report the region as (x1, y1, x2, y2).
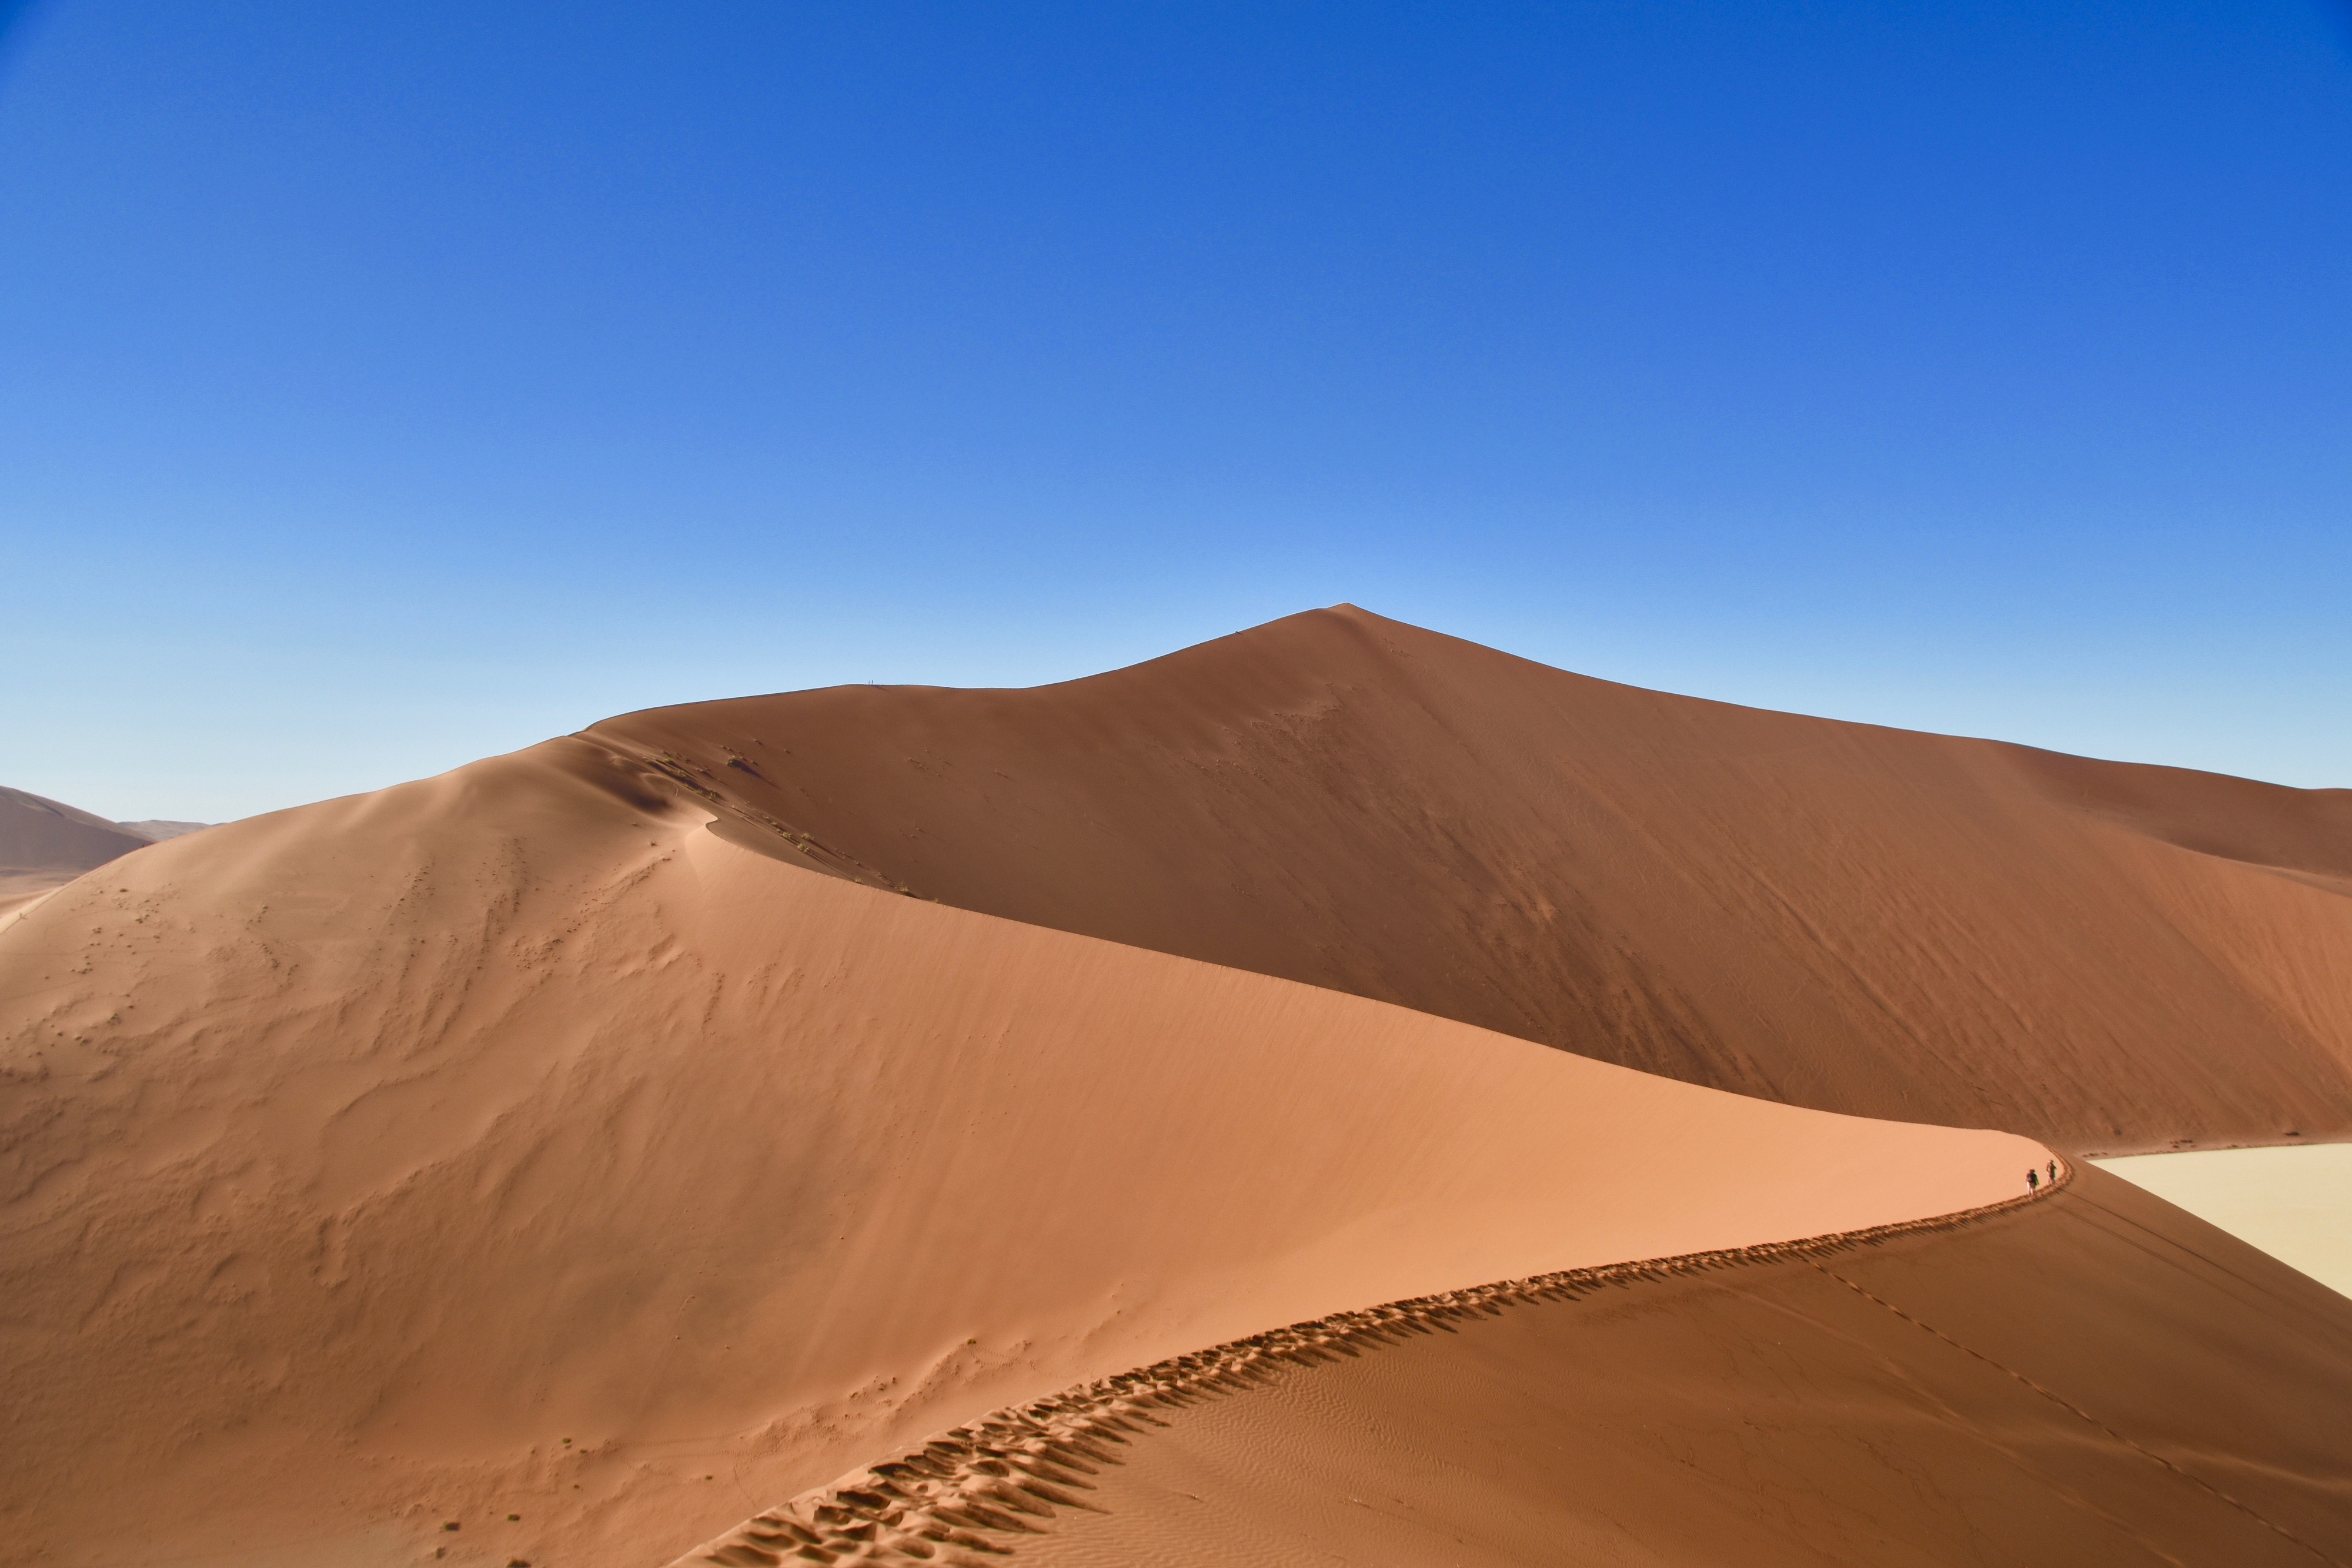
(669, 1162, 2073, 1568)
(592, 604, 2352, 1152)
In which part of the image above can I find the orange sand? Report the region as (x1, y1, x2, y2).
(0, 735, 2036, 1567)
(6, 609, 2347, 1568)
(594, 606, 2352, 1151)
(854, 1168, 2350, 1566)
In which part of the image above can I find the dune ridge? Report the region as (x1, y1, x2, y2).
(590, 605, 2352, 1151)
(673, 1163, 2352, 1568)
(667, 1166, 2076, 1568)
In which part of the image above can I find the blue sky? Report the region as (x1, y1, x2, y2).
(4, 1, 2348, 821)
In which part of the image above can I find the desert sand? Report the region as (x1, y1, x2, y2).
(4, 610, 2347, 1567)
(590, 606, 2352, 1152)
(2097, 1143, 2352, 1298)
(675, 1168, 2352, 1567)
(0, 787, 207, 915)
(0, 734, 2040, 1567)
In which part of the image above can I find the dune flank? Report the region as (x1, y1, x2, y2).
(0, 735, 2039, 1567)
(589, 605, 2352, 1152)
(673, 1168, 2352, 1568)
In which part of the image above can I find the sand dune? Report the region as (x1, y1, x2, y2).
(116, 818, 212, 842)
(590, 605, 2352, 1151)
(0, 735, 2039, 1567)
(0, 788, 209, 915)
(9, 613, 2346, 1568)
(673, 1168, 2352, 1568)
(0, 786, 159, 911)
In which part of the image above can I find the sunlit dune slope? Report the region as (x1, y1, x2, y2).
(0, 738, 2037, 1568)
(913, 1169, 2352, 1567)
(590, 605, 2352, 1151)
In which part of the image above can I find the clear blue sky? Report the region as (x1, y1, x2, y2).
(4, 1, 2348, 822)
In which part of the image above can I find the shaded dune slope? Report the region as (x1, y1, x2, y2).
(673, 1166, 2352, 1568)
(0, 738, 2037, 1568)
(590, 606, 2352, 1151)
(0, 786, 158, 910)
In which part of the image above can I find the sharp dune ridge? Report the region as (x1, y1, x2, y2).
(677, 1163, 2352, 1568)
(592, 604, 2352, 1152)
(3, 608, 2348, 1567)
(1003, 1166, 2352, 1567)
(668, 1165, 2090, 1568)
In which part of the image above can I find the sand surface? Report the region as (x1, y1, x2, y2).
(590, 605, 2352, 1152)
(0, 788, 209, 918)
(0, 872, 77, 920)
(0, 735, 2040, 1567)
(8, 612, 2346, 1568)
(723, 1168, 2343, 1567)
(113, 819, 212, 842)
(2096, 1144, 2352, 1299)
(0, 786, 152, 882)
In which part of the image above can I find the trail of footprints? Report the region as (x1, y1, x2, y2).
(669, 1162, 2067, 1568)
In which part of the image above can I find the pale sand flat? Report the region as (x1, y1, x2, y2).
(2096, 1143, 2352, 1298)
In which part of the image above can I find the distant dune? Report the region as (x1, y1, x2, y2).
(592, 605, 2352, 1152)
(116, 817, 212, 842)
(0, 786, 210, 912)
(0, 786, 155, 906)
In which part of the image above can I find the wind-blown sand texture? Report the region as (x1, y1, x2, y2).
(5, 613, 2348, 1567)
(2098, 1144, 2352, 1299)
(0, 736, 2040, 1566)
(671, 1167, 2352, 1568)
(591, 605, 2352, 1151)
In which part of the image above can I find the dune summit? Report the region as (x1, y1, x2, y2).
(591, 605, 2352, 1152)
(2, 608, 2347, 1567)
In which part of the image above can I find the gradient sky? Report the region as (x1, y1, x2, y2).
(4, 1, 2348, 822)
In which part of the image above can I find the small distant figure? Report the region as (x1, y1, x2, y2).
(2047, 1159, 2057, 1185)
(2026, 1168, 2039, 1191)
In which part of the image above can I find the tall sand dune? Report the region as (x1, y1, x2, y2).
(589, 605, 2352, 1151)
(10, 614, 2348, 1568)
(0, 736, 2040, 1567)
